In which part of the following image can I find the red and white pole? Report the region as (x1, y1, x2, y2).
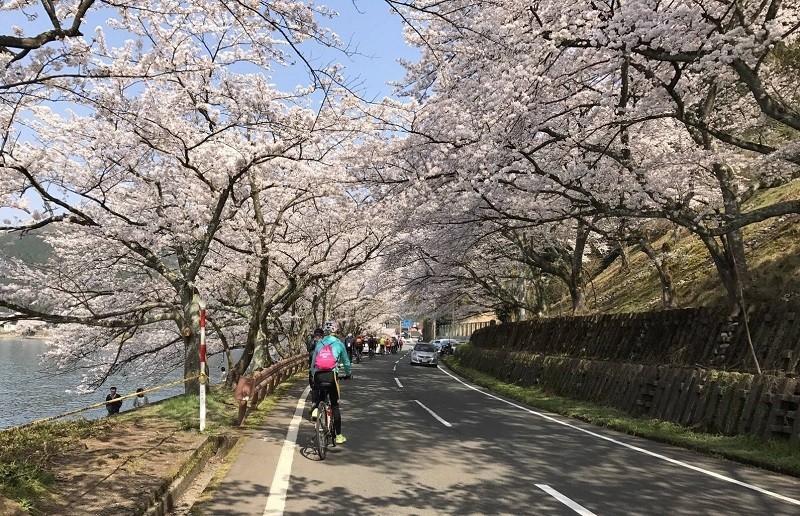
(199, 300, 207, 432)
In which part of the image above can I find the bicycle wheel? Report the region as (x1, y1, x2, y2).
(327, 404, 336, 448)
(315, 401, 328, 460)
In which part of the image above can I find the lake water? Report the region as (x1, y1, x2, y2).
(0, 337, 234, 430)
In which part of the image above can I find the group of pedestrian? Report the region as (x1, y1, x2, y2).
(105, 386, 149, 415)
(364, 334, 405, 355)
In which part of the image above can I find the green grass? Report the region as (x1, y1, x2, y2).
(0, 418, 111, 508)
(442, 355, 800, 477)
(120, 372, 304, 432)
(0, 372, 305, 511)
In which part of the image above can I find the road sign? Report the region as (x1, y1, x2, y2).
(402, 319, 413, 329)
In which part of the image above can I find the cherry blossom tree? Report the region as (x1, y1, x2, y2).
(206, 160, 389, 382)
(0, 1, 378, 393)
(385, 0, 800, 313)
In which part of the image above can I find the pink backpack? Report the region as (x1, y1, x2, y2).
(314, 343, 337, 371)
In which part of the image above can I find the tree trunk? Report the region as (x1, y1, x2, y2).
(639, 239, 676, 309)
(532, 276, 546, 315)
(569, 281, 585, 314)
(619, 241, 629, 271)
(569, 221, 590, 313)
(699, 231, 748, 309)
(181, 289, 204, 394)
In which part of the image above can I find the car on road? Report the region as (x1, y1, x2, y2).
(432, 338, 460, 356)
(432, 338, 458, 348)
(410, 342, 438, 366)
(408, 330, 424, 342)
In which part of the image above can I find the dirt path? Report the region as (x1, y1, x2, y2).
(33, 418, 208, 515)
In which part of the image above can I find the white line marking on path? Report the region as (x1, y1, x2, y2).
(395, 377, 403, 388)
(414, 399, 452, 427)
(263, 385, 310, 516)
(437, 367, 800, 506)
(535, 484, 596, 515)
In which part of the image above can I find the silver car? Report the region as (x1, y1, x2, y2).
(410, 342, 438, 366)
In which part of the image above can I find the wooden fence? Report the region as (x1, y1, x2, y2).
(234, 354, 308, 426)
(471, 303, 800, 374)
(457, 347, 800, 447)
(464, 302, 800, 445)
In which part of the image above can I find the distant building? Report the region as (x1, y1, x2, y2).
(439, 313, 496, 340)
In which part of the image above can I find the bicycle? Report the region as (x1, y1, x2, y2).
(314, 374, 351, 460)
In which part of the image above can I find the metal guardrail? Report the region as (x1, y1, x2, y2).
(234, 354, 308, 426)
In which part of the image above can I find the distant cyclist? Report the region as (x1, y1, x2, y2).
(309, 321, 352, 445)
(306, 327, 324, 400)
(344, 333, 356, 362)
(354, 334, 364, 363)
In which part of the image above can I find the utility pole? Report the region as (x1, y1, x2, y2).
(451, 300, 456, 338)
(198, 300, 207, 432)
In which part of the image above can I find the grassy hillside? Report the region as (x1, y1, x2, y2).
(0, 230, 52, 264)
(550, 180, 800, 315)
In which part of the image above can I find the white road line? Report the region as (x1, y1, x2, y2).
(535, 484, 596, 515)
(414, 399, 452, 427)
(437, 366, 800, 506)
(263, 386, 310, 516)
(395, 377, 403, 388)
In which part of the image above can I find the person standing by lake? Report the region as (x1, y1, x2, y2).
(105, 386, 123, 415)
(133, 388, 149, 408)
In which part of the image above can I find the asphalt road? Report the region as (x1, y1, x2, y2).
(203, 351, 800, 515)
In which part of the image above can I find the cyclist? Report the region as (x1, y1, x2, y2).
(344, 333, 356, 362)
(307, 327, 324, 356)
(309, 321, 352, 445)
(354, 334, 364, 363)
(306, 327, 325, 407)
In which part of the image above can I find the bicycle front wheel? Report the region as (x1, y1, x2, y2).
(315, 401, 328, 460)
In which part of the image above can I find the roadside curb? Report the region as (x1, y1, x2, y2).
(142, 434, 239, 516)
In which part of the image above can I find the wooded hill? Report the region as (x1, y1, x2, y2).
(547, 180, 800, 316)
(0, 231, 51, 286)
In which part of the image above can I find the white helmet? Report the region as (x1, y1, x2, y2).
(322, 320, 339, 334)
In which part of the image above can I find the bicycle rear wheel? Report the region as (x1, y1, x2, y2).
(327, 404, 336, 448)
(315, 401, 328, 460)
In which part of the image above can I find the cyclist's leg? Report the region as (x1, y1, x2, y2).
(329, 378, 342, 436)
(309, 372, 321, 417)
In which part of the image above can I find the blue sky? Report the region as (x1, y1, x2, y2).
(2, 1, 417, 99)
(1, 2, 418, 222)
(290, 1, 419, 100)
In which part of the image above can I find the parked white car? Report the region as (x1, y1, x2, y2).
(432, 338, 459, 348)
